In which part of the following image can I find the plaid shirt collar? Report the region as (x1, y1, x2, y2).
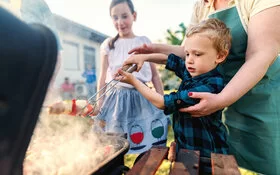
(188, 66, 222, 82)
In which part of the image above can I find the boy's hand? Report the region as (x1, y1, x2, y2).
(115, 69, 135, 85)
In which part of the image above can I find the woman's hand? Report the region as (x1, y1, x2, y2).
(179, 92, 225, 117)
(128, 43, 153, 54)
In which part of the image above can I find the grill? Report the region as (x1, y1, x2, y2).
(23, 114, 130, 175)
(90, 133, 130, 175)
(0, 8, 131, 175)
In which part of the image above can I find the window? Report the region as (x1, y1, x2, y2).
(63, 41, 79, 70)
(83, 46, 96, 69)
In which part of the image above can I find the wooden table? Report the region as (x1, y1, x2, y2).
(127, 146, 241, 175)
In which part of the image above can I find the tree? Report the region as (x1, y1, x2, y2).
(166, 23, 186, 45)
(158, 23, 186, 90)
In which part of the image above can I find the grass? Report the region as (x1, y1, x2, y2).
(124, 124, 257, 175)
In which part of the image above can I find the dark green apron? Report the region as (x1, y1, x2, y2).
(209, 7, 280, 175)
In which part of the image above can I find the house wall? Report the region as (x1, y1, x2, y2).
(53, 31, 102, 89)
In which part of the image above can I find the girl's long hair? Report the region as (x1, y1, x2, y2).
(108, 0, 135, 50)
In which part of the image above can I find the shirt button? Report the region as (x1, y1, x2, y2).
(176, 100, 181, 104)
(184, 82, 187, 85)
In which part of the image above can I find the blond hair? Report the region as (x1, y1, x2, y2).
(186, 18, 232, 54)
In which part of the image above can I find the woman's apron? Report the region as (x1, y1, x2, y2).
(209, 7, 280, 175)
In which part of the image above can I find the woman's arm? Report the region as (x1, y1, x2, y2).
(124, 53, 168, 72)
(220, 5, 280, 105)
(181, 6, 280, 116)
(150, 63, 164, 95)
(128, 43, 185, 58)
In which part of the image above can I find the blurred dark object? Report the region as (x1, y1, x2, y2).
(0, 7, 57, 175)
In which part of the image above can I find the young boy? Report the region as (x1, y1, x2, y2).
(116, 18, 232, 173)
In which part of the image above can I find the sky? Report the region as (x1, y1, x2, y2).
(44, 0, 197, 42)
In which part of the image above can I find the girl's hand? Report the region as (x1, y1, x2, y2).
(123, 54, 146, 72)
(179, 92, 225, 117)
(128, 43, 153, 54)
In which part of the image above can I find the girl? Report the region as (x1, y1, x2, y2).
(50, 0, 168, 154)
(96, 0, 168, 154)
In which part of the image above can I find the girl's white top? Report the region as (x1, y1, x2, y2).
(100, 36, 153, 88)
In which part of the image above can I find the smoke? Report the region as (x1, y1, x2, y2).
(15, 1, 119, 173)
(23, 109, 117, 175)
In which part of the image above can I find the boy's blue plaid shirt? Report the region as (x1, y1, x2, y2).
(164, 54, 228, 158)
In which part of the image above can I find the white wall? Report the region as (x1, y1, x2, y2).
(53, 31, 102, 89)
